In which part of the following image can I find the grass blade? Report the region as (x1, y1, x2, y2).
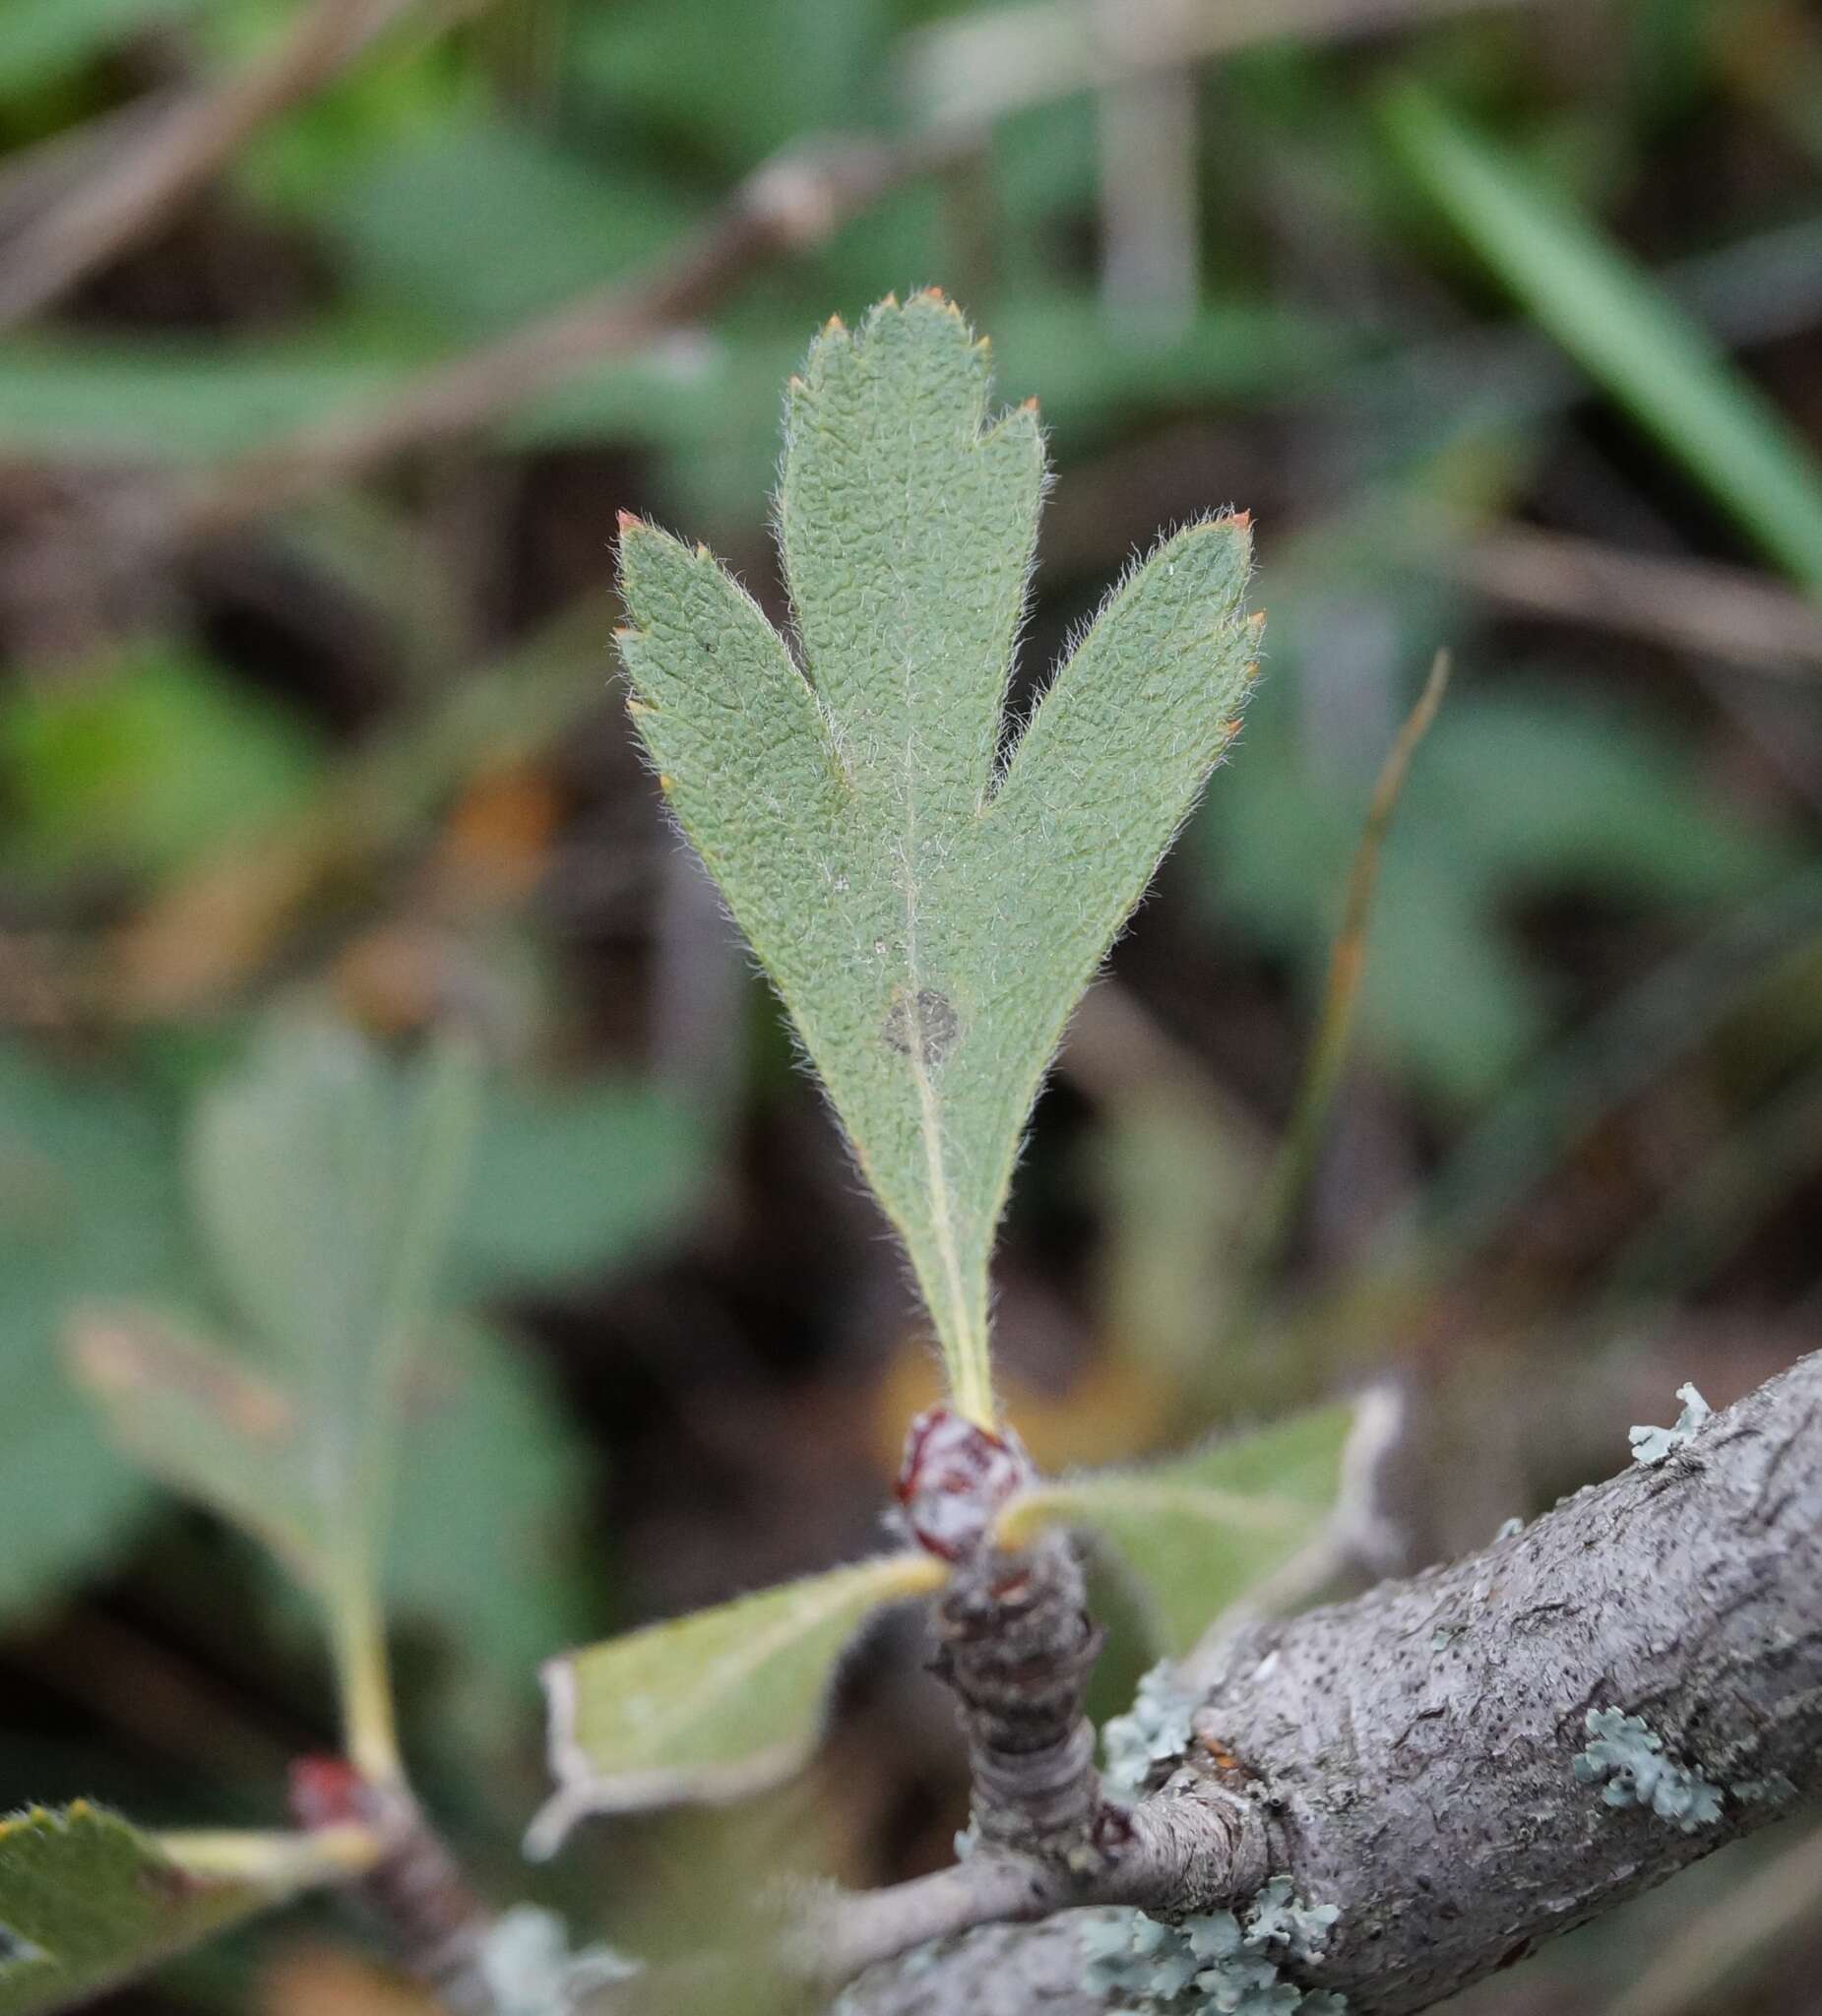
(1384, 82, 1822, 594)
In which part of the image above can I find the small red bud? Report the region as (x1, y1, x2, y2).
(288, 1756, 371, 1831)
(895, 1406, 1033, 1560)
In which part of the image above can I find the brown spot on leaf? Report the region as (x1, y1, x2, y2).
(882, 986, 960, 1069)
(68, 1308, 293, 1440)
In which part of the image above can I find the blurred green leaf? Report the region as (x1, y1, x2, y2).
(62, 1027, 703, 1725)
(453, 1080, 704, 1296)
(0, 1046, 190, 1623)
(528, 1553, 942, 1854)
(66, 1303, 320, 1582)
(225, 21, 479, 219)
(186, 1021, 480, 1544)
(570, 0, 894, 169)
(63, 1019, 481, 1774)
(326, 114, 696, 336)
(0, 1803, 361, 2016)
(0, 296, 1340, 501)
(0, 643, 320, 884)
(1383, 82, 1822, 592)
(387, 1317, 594, 1688)
(68, 1298, 596, 1702)
(996, 1404, 1357, 1656)
(1201, 634, 1790, 1102)
(0, 0, 207, 96)
(0, 338, 412, 464)
(1403, 680, 1786, 897)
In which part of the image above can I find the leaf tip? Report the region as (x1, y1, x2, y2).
(614, 509, 643, 537)
(1019, 396, 1039, 413)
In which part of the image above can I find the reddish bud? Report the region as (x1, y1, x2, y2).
(895, 1406, 1033, 1561)
(288, 1756, 371, 1831)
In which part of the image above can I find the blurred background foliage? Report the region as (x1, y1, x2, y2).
(1, 0, 1821, 2011)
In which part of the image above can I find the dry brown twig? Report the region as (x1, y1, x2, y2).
(0, 0, 428, 332)
(154, 0, 1553, 544)
(1450, 521, 1822, 678)
(898, 0, 1556, 131)
(171, 131, 967, 542)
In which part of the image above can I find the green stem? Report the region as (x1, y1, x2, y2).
(328, 1540, 403, 1787)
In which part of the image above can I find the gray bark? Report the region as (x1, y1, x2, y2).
(841, 1348, 1822, 2015)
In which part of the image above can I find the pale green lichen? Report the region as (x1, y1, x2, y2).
(475, 1905, 639, 2015)
(1573, 1709, 1723, 1832)
(1628, 1383, 1711, 1466)
(1101, 1662, 1199, 1801)
(1081, 1878, 1343, 2015)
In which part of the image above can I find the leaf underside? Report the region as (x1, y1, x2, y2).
(529, 1552, 943, 1852)
(997, 1403, 1358, 1656)
(617, 290, 1258, 1421)
(0, 1805, 338, 2016)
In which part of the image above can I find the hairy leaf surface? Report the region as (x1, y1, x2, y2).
(995, 1404, 1358, 1654)
(618, 291, 1257, 1420)
(0, 1805, 365, 2016)
(530, 1553, 943, 1851)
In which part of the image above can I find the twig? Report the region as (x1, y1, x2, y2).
(1446, 521, 1822, 677)
(1095, 33, 1198, 338)
(1236, 649, 1453, 1296)
(899, 0, 1559, 132)
(173, 132, 968, 543)
(797, 1782, 1267, 1987)
(0, 0, 425, 332)
(834, 1349, 1822, 2012)
(291, 1760, 500, 2016)
(0, 91, 187, 246)
(151, 0, 1561, 542)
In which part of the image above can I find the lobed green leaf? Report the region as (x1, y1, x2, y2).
(617, 291, 1258, 1421)
(0, 1804, 367, 2016)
